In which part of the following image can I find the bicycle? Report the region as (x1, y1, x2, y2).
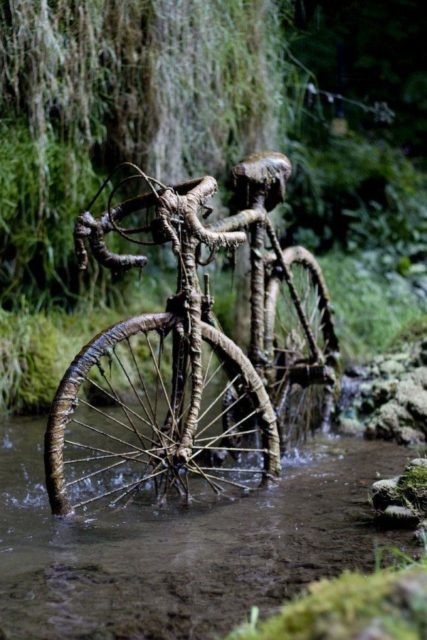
(44, 152, 340, 516)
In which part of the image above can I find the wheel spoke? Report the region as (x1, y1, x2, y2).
(190, 407, 259, 461)
(70, 418, 146, 454)
(146, 332, 177, 431)
(73, 466, 168, 509)
(65, 451, 147, 487)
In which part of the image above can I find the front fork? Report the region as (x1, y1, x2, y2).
(164, 273, 215, 458)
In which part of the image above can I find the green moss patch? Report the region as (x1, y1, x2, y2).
(227, 565, 427, 640)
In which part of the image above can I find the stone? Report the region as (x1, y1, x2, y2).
(380, 505, 420, 528)
(370, 378, 398, 408)
(396, 426, 425, 446)
(398, 458, 427, 512)
(409, 366, 427, 389)
(395, 376, 427, 432)
(336, 417, 365, 436)
(365, 401, 415, 441)
(378, 358, 406, 377)
(370, 477, 400, 510)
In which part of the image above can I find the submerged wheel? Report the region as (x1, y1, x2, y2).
(45, 312, 280, 515)
(264, 247, 340, 450)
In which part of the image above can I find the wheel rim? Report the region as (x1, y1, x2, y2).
(265, 252, 339, 449)
(45, 314, 274, 514)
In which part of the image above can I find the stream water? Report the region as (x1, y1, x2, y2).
(0, 415, 419, 640)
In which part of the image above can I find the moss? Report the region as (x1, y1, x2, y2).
(393, 316, 427, 347)
(227, 564, 427, 640)
(0, 310, 72, 413)
(397, 462, 427, 513)
(0, 263, 177, 413)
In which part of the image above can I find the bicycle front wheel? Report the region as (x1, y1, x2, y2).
(45, 312, 280, 515)
(264, 246, 340, 450)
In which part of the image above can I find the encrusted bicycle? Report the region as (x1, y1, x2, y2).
(44, 152, 340, 516)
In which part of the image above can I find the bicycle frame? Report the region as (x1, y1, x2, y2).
(73, 152, 337, 464)
(45, 152, 342, 515)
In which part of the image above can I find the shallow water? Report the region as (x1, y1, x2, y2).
(0, 415, 419, 640)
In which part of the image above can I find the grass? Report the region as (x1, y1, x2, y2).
(319, 250, 427, 361)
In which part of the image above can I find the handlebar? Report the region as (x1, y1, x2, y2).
(156, 176, 247, 251)
(74, 211, 148, 272)
(73, 152, 292, 271)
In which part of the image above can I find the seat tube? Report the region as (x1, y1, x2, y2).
(249, 220, 266, 370)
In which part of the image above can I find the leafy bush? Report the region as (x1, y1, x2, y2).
(287, 137, 427, 257)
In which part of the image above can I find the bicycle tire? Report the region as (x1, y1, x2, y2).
(45, 312, 280, 515)
(264, 246, 340, 450)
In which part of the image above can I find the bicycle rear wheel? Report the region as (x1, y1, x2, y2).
(264, 247, 340, 450)
(45, 312, 280, 515)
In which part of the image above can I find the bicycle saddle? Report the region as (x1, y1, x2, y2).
(231, 151, 292, 211)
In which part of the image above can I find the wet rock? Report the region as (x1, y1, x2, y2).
(380, 505, 420, 528)
(391, 371, 427, 435)
(370, 477, 400, 510)
(370, 457, 427, 532)
(370, 378, 399, 408)
(365, 401, 424, 444)
(409, 366, 427, 389)
(396, 426, 426, 446)
(344, 364, 369, 378)
(336, 417, 365, 436)
(337, 341, 427, 446)
(420, 341, 427, 365)
(378, 357, 406, 377)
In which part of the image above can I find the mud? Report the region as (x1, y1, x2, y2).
(0, 416, 419, 640)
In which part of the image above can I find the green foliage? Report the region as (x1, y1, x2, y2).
(0, 263, 175, 413)
(0, 308, 71, 413)
(287, 137, 427, 255)
(0, 122, 103, 308)
(319, 251, 427, 360)
(0, 0, 298, 310)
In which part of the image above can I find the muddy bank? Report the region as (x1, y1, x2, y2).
(0, 417, 420, 640)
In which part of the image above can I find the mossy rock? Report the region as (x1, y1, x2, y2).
(397, 459, 427, 513)
(371, 477, 401, 510)
(380, 505, 421, 528)
(226, 565, 427, 640)
(336, 417, 365, 436)
(370, 458, 427, 529)
(365, 401, 422, 445)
